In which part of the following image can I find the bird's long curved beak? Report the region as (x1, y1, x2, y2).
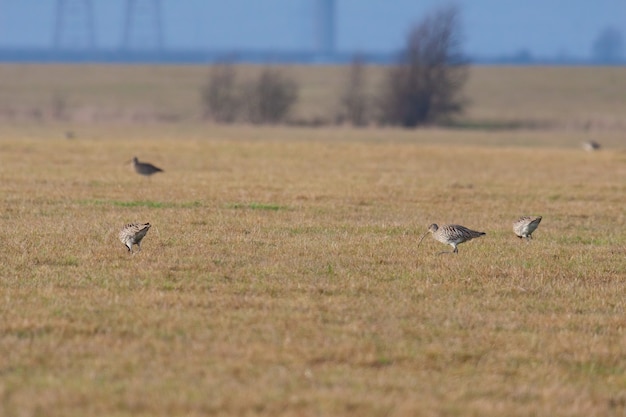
(417, 231, 429, 249)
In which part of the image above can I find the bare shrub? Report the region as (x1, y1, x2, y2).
(378, 5, 468, 127)
(243, 68, 298, 124)
(201, 62, 240, 123)
(51, 93, 69, 121)
(340, 55, 369, 126)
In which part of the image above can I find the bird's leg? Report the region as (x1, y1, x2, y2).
(453, 246, 458, 254)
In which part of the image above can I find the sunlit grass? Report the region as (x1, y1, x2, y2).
(0, 124, 624, 416)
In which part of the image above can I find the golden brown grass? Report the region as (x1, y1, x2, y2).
(1, 124, 625, 416)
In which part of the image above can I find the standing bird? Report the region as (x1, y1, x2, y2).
(132, 157, 163, 177)
(513, 216, 542, 240)
(119, 222, 151, 253)
(418, 223, 486, 254)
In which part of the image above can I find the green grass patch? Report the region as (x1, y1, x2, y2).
(440, 118, 553, 131)
(78, 199, 203, 209)
(227, 202, 287, 211)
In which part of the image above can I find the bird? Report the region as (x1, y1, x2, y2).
(582, 140, 600, 151)
(119, 222, 151, 253)
(513, 216, 542, 240)
(131, 157, 163, 176)
(417, 223, 486, 254)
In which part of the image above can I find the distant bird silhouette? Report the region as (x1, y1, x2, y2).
(418, 223, 486, 254)
(132, 157, 163, 176)
(513, 216, 542, 240)
(119, 222, 151, 253)
(583, 140, 601, 151)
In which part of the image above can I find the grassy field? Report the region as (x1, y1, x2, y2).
(1, 64, 625, 415)
(0, 119, 625, 416)
(1, 64, 626, 129)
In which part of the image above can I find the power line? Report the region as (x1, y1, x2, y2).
(53, 0, 96, 49)
(122, 0, 163, 50)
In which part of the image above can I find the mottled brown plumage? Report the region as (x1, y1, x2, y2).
(418, 223, 486, 254)
(132, 157, 163, 176)
(513, 216, 542, 240)
(119, 222, 151, 253)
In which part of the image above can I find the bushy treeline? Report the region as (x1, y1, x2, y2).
(202, 5, 468, 128)
(201, 65, 298, 125)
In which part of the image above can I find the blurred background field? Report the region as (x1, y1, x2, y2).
(1, 64, 626, 132)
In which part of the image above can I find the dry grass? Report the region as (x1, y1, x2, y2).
(464, 66, 626, 129)
(1, 124, 625, 416)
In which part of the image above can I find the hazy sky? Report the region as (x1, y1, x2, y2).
(0, 0, 624, 59)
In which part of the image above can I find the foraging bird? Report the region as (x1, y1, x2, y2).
(513, 216, 542, 240)
(119, 222, 151, 253)
(132, 157, 163, 176)
(418, 223, 486, 254)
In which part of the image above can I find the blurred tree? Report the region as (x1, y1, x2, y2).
(51, 92, 69, 121)
(201, 62, 240, 123)
(378, 5, 468, 127)
(243, 68, 298, 124)
(591, 27, 624, 63)
(340, 55, 368, 126)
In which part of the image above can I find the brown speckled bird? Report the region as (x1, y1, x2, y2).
(513, 216, 542, 240)
(119, 222, 151, 253)
(418, 223, 486, 254)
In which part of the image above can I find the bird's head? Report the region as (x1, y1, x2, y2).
(417, 224, 439, 249)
